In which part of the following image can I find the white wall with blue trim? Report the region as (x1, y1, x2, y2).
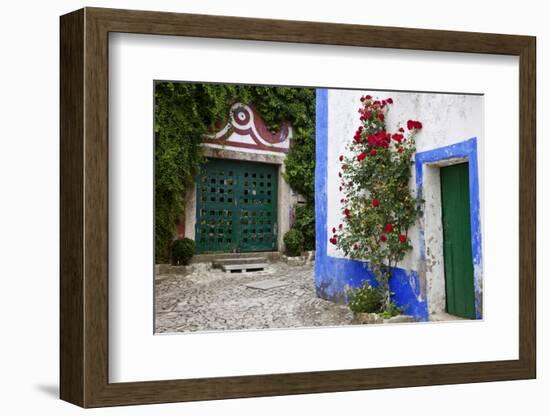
(315, 88, 484, 321)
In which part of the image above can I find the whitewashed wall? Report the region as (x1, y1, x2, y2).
(326, 89, 484, 276)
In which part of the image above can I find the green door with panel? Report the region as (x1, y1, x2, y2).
(440, 162, 476, 319)
(195, 158, 278, 253)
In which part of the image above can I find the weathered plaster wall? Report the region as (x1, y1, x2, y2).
(316, 88, 484, 320)
(183, 187, 197, 241)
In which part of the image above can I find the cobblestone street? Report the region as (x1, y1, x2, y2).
(155, 262, 353, 333)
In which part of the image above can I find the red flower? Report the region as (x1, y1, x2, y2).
(387, 98, 393, 104)
(357, 152, 367, 161)
(339, 223, 343, 229)
(399, 234, 407, 243)
(378, 113, 385, 121)
(366, 95, 372, 100)
(339, 155, 344, 162)
(370, 149, 377, 157)
(360, 96, 365, 102)
(372, 198, 380, 207)
(384, 223, 394, 233)
(344, 208, 351, 218)
(354, 132, 362, 143)
(380, 234, 388, 242)
(392, 133, 403, 142)
(398, 147, 404, 154)
(365, 111, 372, 119)
(353, 243, 359, 250)
(398, 127, 405, 133)
(407, 120, 423, 130)
(329, 237, 337, 245)
(332, 227, 336, 233)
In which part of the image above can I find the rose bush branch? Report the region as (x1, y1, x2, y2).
(329, 95, 423, 313)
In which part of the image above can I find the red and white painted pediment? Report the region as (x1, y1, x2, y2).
(204, 103, 292, 154)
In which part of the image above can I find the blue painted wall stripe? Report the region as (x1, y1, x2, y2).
(314, 89, 328, 267)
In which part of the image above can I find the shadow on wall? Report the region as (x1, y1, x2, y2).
(34, 384, 59, 399)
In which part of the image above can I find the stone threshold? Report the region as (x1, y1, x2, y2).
(192, 251, 282, 264)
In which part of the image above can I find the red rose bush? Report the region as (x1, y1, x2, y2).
(330, 95, 422, 311)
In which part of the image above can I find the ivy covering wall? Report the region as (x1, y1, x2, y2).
(155, 82, 316, 262)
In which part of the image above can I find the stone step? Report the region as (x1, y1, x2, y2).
(221, 263, 268, 273)
(213, 257, 268, 268)
(245, 279, 288, 290)
(192, 251, 280, 264)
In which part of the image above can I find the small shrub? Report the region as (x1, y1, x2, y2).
(171, 238, 195, 265)
(293, 204, 315, 250)
(382, 301, 403, 319)
(347, 283, 383, 314)
(284, 229, 305, 257)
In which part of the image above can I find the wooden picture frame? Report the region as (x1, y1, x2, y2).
(60, 7, 536, 408)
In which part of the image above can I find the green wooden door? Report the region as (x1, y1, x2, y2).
(195, 159, 278, 253)
(440, 162, 476, 319)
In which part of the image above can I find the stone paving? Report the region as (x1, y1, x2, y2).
(155, 262, 353, 333)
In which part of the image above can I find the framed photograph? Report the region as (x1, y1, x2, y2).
(60, 7, 536, 408)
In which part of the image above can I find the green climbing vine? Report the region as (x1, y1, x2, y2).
(155, 82, 316, 262)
